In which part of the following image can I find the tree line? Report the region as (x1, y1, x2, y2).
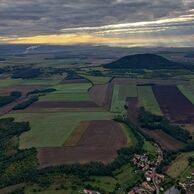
(138, 108, 191, 143)
(13, 96, 38, 110)
(0, 91, 21, 107)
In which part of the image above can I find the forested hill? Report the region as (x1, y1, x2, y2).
(103, 54, 182, 69)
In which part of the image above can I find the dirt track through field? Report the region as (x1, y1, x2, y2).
(104, 83, 114, 110)
(152, 85, 194, 124)
(38, 120, 127, 167)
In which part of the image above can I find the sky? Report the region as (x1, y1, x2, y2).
(0, 0, 194, 47)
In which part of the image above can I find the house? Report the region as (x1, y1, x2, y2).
(156, 173, 165, 180)
(128, 191, 135, 194)
(142, 182, 156, 193)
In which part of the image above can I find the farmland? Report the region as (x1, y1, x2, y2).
(39, 93, 90, 101)
(141, 129, 184, 151)
(89, 84, 109, 106)
(137, 86, 162, 115)
(86, 163, 143, 193)
(166, 152, 194, 179)
(111, 84, 137, 113)
(80, 75, 112, 84)
(1, 49, 194, 194)
(39, 83, 91, 101)
(37, 120, 127, 167)
(4, 112, 113, 148)
(178, 84, 194, 104)
(152, 85, 194, 123)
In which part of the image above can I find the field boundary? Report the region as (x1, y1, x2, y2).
(63, 121, 90, 146)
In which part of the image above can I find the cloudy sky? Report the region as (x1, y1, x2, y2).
(0, 0, 194, 47)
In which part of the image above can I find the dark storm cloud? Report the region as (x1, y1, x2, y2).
(0, 0, 194, 37)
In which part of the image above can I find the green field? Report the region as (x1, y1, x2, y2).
(85, 176, 117, 193)
(22, 79, 61, 86)
(39, 83, 92, 101)
(166, 152, 194, 179)
(25, 190, 73, 194)
(111, 84, 137, 113)
(0, 78, 22, 88)
(114, 163, 143, 190)
(39, 92, 90, 101)
(24, 175, 83, 194)
(4, 111, 113, 148)
(120, 123, 138, 147)
(137, 86, 162, 115)
(143, 141, 157, 160)
(80, 74, 111, 84)
(86, 164, 143, 193)
(25, 185, 81, 194)
(0, 78, 61, 89)
(53, 83, 92, 92)
(178, 85, 194, 104)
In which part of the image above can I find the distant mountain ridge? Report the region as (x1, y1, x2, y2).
(103, 54, 182, 69)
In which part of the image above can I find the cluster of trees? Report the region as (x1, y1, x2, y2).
(13, 96, 38, 110)
(0, 91, 21, 107)
(138, 108, 191, 143)
(157, 151, 177, 173)
(0, 118, 37, 189)
(12, 68, 42, 79)
(0, 148, 37, 188)
(65, 70, 84, 80)
(181, 141, 194, 152)
(0, 118, 30, 145)
(88, 70, 103, 76)
(0, 67, 10, 74)
(7, 188, 24, 194)
(27, 88, 56, 96)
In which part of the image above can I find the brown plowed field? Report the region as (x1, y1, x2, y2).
(141, 129, 184, 151)
(152, 85, 194, 124)
(89, 84, 108, 106)
(28, 101, 99, 109)
(64, 121, 90, 146)
(38, 120, 127, 167)
(127, 97, 139, 124)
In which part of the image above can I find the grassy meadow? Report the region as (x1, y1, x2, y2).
(166, 152, 194, 179)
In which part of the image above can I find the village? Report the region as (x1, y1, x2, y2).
(178, 169, 194, 194)
(82, 143, 165, 194)
(128, 143, 164, 194)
